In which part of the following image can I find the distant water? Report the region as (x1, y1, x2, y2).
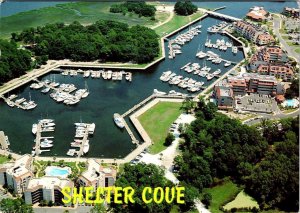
(0, 1, 69, 17)
(1, 1, 298, 18)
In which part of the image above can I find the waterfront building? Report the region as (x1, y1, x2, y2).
(233, 21, 275, 45)
(0, 154, 33, 194)
(24, 176, 74, 206)
(213, 80, 234, 109)
(249, 46, 293, 81)
(283, 7, 300, 18)
(78, 159, 116, 190)
(227, 73, 279, 96)
(246, 6, 269, 22)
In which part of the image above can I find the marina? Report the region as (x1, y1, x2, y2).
(0, 15, 244, 158)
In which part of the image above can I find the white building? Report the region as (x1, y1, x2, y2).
(24, 176, 74, 206)
(78, 159, 116, 190)
(0, 154, 33, 194)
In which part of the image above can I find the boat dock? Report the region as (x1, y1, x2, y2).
(121, 95, 155, 117)
(0, 131, 9, 151)
(206, 10, 241, 22)
(76, 130, 89, 158)
(0, 95, 27, 110)
(33, 123, 42, 156)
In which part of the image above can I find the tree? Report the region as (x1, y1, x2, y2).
(181, 97, 196, 113)
(164, 133, 175, 146)
(111, 163, 175, 212)
(0, 198, 33, 213)
(174, 0, 198, 16)
(90, 204, 106, 213)
(285, 78, 299, 99)
(201, 192, 212, 207)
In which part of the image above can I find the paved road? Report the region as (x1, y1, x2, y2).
(244, 109, 299, 126)
(273, 17, 300, 63)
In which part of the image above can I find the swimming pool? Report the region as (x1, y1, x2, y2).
(283, 99, 299, 108)
(45, 166, 71, 178)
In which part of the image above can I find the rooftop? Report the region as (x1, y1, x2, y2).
(26, 176, 73, 191)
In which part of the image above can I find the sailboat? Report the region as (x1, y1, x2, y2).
(196, 45, 207, 59)
(26, 93, 37, 110)
(81, 81, 89, 98)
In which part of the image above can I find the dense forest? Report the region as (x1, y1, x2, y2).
(110, 1, 156, 18)
(174, 98, 299, 211)
(174, 0, 198, 16)
(12, 20, 159, 64)
(0, 39, 32, 85)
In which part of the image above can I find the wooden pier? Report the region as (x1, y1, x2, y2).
(76, 129, 89, 158)
(121, 95, 155, 117)
(0, 95, 27, 110)
(33, 123, 42, 156)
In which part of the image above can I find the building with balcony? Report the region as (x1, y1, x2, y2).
(0, 154, 33, 194)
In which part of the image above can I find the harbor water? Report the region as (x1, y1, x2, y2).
(0, 1, 296, 158)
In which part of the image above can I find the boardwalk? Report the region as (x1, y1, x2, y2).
(33, 123, 42, 156)
(206, 11, 241, 22)
(76, 129, 89, 158)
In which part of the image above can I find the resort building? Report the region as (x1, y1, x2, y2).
(213, 80, 234, 109)
(0, 154, 33, 194)
(246, 6, 268, 22)
(283, 7, 300, 18)
(233, 21, 275, 45)
(256, 64, 294, 81)
(227, 73, 279, 96)
(24, 177, 74, 206)
(249, 46, 293, 81)
(78, 159, 116, 190)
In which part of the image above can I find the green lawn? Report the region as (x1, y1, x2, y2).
(0, 2, 168, 39)
(0, 155, 10, 164)
(295, 48, 300, 54)
(138, 101, 182, 154)
(155, 11, 204, 37)
(223, 190, 259, 211)
(202, 180, 240, 213)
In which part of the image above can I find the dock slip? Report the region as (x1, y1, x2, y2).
(33, 123, 42, 156)
(0, 131, 9, 151)
(0, 95, 27, 110)
(76, 130, 89, 158)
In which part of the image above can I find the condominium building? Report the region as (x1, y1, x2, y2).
(250, 46, 289, 70)
(283, 7, 300, 18)
(233, 21, 275, 45)
(0, 155, 33, 194)
(24, 177, 74, 206)
(257, 64, 294, 81)
(78, 159, 116, 189)
(213, 80, 234, 109)
(227, 73, 279, 96)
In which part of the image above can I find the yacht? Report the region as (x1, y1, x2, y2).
(7, 101, 15, 107)
(40, 119, 54, 123)
(67, 149, 77, 156)
(153, 89, 166, 95)
(206, 74, 214, 80)
(88, 123, 96, 134)
(41, 139, 53, 144)
(224, 61, 231, 67)
(32, 124, 37, 134)
(40, 143, 53, 148)
(213, 69, 221, 75)
(113, 113, 125, 128)
(41, 87, 51, 94)
(83, 143, 90, 154)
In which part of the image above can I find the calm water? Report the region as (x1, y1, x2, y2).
(0, 1, 295, 158)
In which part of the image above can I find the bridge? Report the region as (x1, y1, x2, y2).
(206, 11, 241, 22)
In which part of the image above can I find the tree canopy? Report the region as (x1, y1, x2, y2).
(110, 1, 156, 18)
(0, 198, 33, 213)
(285, 78, 299, 99)
(12, 20, 159, 64)
(174, 0, 198, 16)
(175, 99, 299, 212)
(0, 39, 32, 85)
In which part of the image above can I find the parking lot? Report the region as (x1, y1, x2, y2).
(234, 94, 279, 114)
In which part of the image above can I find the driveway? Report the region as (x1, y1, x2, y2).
(273, 17, 300, 63)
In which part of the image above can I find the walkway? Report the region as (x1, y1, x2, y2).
(151, 5, 175, 30)
(206, 10, 241, 22)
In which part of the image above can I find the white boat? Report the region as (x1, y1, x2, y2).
(41, 87, 51, 94)
(40, 143, 53, 148)
(113, 113, 125, 128)
(213, 69, 221, 75)
(41, 139, 53, 144)
(153, 89, 166, 95)
(224, 61, 231, 67)
(67, 149, 77, 156)
(88, 123, 96, 134)
(83, 143, 89, 154)
(7, 101, 14, 107)
(42, 122, 55, 127)
(32, 124, 37, 134)
(39, 119, 54, 123)
(206, 74, 214, 80)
